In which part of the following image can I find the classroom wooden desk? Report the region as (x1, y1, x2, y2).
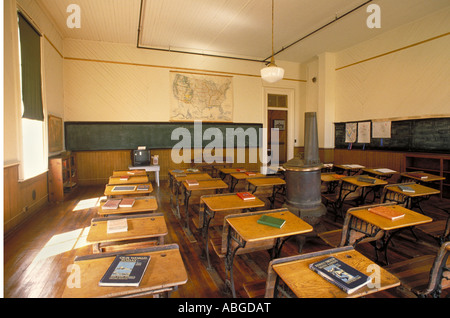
(104, 183, 153, 198)
(218, 168, 246, 182)
(199, 193, 265, 269)
(383, 183, 440, 214)
(170, 172, 213, 219)
(400, 171, 445, 183)
(97, 196, 158, 217)
(168, 168, 202, 208)
(128, 165, 160, 186)
(247, 177, 286, 208)
(182, 178, 228, 233)
(333, 164, 365, 175)
(320, 173, 345, 193)
(267, 246, 400, 298)
(225, 209, 313, 297)
(344, 205, 432, 264)
(62, 244, 188, 298)
(87, 213, 168, 253)
(112, 169, 147, 176)
(228, 171, 266, 192)
(108, 175, 149, 185)
(363, 168, 397, 180)
(341, 175, 388, 204)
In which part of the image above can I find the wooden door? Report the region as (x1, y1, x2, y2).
(268, 110, 287, 164)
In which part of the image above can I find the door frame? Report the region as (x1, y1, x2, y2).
(262, 87, 295, 165)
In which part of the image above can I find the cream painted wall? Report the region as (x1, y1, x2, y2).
(334, 6, 450, 122)
(63, 39, 303, 125)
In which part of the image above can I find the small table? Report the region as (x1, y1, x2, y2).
(228, 171, 266, 192)
(400, 171, 445, 184)
(129, 165, 160, 187)
(108, 175, 149, 185)
(247, 177, 286, 208)
(104, 183, 153, 198)
(269, 246, 400, 298)
(225, 209, 313, 297)
(218, 168, 247, 182)
(345, 204, 432, 264)
(97, 196, 158, 217)
(200, 193, 266, 269)
(61, 244, 188, 298)
(182, 178, 228, 232)
(383, 183, 440, 214)
(87, 213, 168, 253)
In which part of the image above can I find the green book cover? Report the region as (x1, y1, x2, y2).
(257, 214, 286, 229)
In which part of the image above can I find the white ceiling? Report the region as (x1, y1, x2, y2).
(37, 0, 450, 63)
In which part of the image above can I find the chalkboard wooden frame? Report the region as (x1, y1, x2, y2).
(65, 121, 263, 151)
(334, 117, 450, 153)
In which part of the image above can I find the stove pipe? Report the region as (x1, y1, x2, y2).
(283, 112, 326, 224)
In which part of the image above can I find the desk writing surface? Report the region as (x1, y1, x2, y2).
(219, 168, 246, 174)
(226, 210, 313, 242)
(174, 173, 212, 182)
(183, 179, 228, 191)
(363, 168, 397, 176)
(321, 173, 345, 182)
(349, 205, 432, 231)
(87, 214, 168, 244)
(247, 177, 285, 187)
(108, 175, 149, 185)
(112, 170, 147, 176)
(401, 172, 445, 182)
(342, 176, 387, 187)
(273, 249, 400, 298)
(229, 172, 266, 180)
(61, 245, 188, 298)
(104, 183, 153, 196)
(388, 183, 440, 197)
(201, 194, 265, 212)
(98, 197, 158, 216)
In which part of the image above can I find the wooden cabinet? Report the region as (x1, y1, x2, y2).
(48, 152, 78, 202)
(404, 153, 450, 199)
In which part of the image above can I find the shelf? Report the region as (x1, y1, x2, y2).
(49, 152, 78, 202)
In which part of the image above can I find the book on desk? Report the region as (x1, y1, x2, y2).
(119, 198, 135, 208)
(357, 175, 376, 184)
(257, 214, 286, 228)
(309, 256, 371, 294)
(368, 206, 405, 220)
(99, 255, 150, 287)
(112, 185, 136, 192)
(398, 184, 415, 193)
(137, 184, 150, 191)
(185, 179, 199, 186)
(102, 199, 121, 210)
(236, 192, 256, 201)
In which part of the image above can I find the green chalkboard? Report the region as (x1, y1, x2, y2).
(65, 122, 263, 151)
(334, 117, 450, 153)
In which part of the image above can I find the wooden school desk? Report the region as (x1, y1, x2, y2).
(182, 178, 228, 233)
(108, 174, 149, 185)
(321, 173, 345, 193)
(266, 246, 400, 298)
(333, 164, 365, 175)
(362, 168, 397, 180)
(382, 183, 440, 214)
(129, 164, 160, 187)
(247, 177, 286, 208)
(87, 213, 168, 253)
(225, 209, 313, 297)
(341, 175, 387, 204)
(218, 167, 247, 182)
(228, 171, 266, 192)
(62, 244, 188, 298)
(98, 196, 158, 217)
(345, 204, 432, 264)
(199, 193, 265, 269)
(400, 171, 445, 183)
(170, 172, 213, 219)
(112, 169, 147, 176)
(104, 183, 153, 198)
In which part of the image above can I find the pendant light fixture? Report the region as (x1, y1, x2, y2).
(260, 0, 284, 83)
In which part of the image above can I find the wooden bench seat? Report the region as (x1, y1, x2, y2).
(384, 241, 450, 298)
(416, 216, 450, 245)
(243, 280, 266, 298)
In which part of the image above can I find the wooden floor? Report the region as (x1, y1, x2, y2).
(4, 180, 450, 298)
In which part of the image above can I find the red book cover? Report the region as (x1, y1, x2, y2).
(236, 192, 256, 201)
(368, 206, 405, 220)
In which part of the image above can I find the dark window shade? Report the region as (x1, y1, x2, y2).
(18, 12, 43, 121)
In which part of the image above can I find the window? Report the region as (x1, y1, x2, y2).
(268, 94, 287, 108)
(17, 12, 47, 180)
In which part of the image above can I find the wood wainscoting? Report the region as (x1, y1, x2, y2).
(4, 163, 49, 236)
(75, 148, 262, 186)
